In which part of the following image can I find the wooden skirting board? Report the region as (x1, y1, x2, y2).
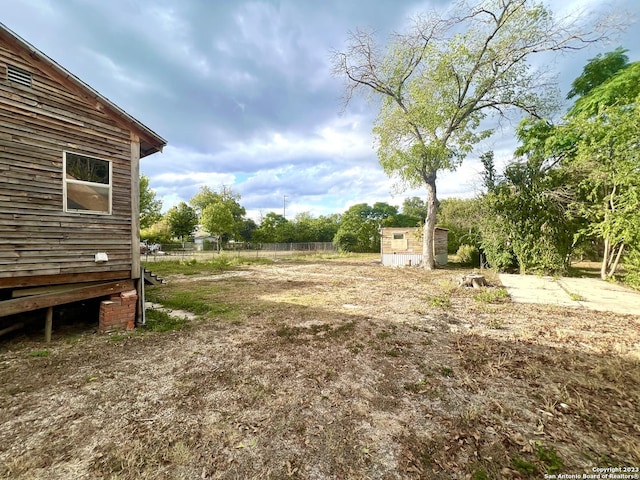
(0, 279, 135, 318)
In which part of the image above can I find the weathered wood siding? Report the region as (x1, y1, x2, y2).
(0, 36, 135, 286)
(380, 227, 448, 266)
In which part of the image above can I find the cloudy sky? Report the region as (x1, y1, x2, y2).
(3, 0, 639, 221)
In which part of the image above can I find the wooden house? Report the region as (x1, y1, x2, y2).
(0, 22, 166, 336)
(380, 227, 448, 267)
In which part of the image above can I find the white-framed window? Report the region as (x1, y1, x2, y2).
(63, 151, 112, 214)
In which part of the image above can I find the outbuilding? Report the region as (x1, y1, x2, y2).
(0, 22, 166, 336)
(380, 227, 448, 267)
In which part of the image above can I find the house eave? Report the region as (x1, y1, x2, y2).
(0, 21, 167, 157)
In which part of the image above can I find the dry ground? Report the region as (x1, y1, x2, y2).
(1, 255, 639, 479)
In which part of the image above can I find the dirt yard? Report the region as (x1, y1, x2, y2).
(1, 255, 639, 479)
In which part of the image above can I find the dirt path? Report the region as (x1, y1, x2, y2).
(1, 259, 639, 479)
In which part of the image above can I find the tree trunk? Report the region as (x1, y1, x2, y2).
(602, 240, 624, 280)
(422, 176, 438, 270)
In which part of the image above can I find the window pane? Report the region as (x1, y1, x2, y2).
(66, 182, 109, 213)
(66, 153, 109, 184)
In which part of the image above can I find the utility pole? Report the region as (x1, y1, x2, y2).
(283, 194, 287, 219)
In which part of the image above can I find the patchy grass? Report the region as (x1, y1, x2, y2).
(142, 255, 273, 276)
(108, 333, 127, 343)
(275, 321, 356, 342)
(536, 444, 563, 474)
(1, 255, 639, 479)
(26, 349, 49, 358)
(288, 251, 361, 262)
(512, 455, 538, 476)
(145, 284, 239, 321)
(144, 308, 190, 332)
(485, 317, 505, 329)
(426, 293, 452, 308)
(473, 287, 510, 304)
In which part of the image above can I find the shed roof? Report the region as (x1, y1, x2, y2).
(380, 227, 449, 232)
(0, 22, 166, 158)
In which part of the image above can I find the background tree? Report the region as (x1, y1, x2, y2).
(402, 197, 428, 223)
(238, 218, 258, 244)
(253, 212, 291, 244)
(190, 186, 247, 244)
(563, 60, 640, 279)
(480, 155, 577, 274)
(166, 202, 198, 242)
(333, 202, 406, 252)
(140, 218, 172, 244)
(509, 49, 640, 281)
(200, 200, 235, 252)
(567, 47, 629, 99)
(333, 204, 379, 253)
(139, 175, 162, 229)
(311, 214, 341, 242)
(333, 0, 611, 269)
(291, 212, 318, 243)
(436, 198, 483, 253)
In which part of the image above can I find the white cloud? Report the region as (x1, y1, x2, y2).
(4, 0, 639, 226)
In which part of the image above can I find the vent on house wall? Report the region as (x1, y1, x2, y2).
(7, 64, 32, 87)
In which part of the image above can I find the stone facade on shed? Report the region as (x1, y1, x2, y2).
(380, 227, 448, 267)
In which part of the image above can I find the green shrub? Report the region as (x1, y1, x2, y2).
(457, 244, 479, 266)
(333, 232, 359, 252)
(623, 247, 640, 290)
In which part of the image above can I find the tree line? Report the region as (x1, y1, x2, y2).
(139, 46, 639, 288)
(139, 181, 428, 251)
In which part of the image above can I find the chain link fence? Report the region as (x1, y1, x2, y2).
(140, 241, 337, 262)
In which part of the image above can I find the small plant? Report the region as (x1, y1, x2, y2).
(536, 444, 563, 474)
(276, 325, 299, 338)
(403, 380, 430, 394)
(108, 334, 126, 343)
(569, 292, 585, 302)
(472, 467, 489, 480)
(474, 288, 509, 304)
(427, 294, 451, 308)
(485, 317, 505, 329)
(439, 366, 454, 377)
(28, 349, 49, 358)
(376, 330, 392, 340)
(512, 456, 538, 476)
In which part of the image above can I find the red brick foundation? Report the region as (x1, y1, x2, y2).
(99, 289, 137, 332)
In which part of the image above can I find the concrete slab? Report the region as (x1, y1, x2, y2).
(498, 274, 640, 315)
(557, 277, 640, 315)
(498, 274, 575, 307)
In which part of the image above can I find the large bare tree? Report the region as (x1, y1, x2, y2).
(332, 0, 617, 269)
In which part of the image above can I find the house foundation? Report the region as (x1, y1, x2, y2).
(99, 289, 137, 332)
